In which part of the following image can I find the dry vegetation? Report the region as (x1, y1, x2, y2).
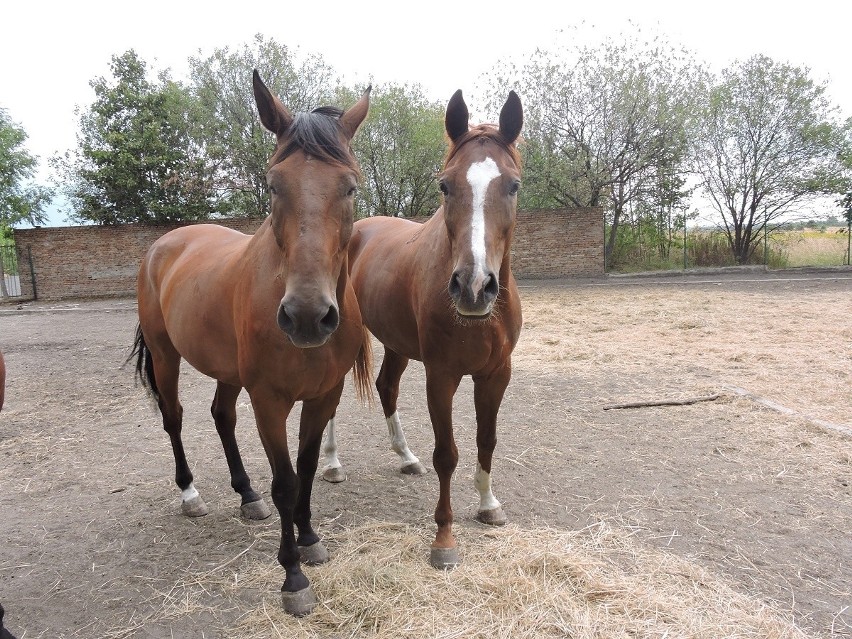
(769, 228, 850, 268)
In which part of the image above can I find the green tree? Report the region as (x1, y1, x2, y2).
(347, 83, 445, 218)
(486, 34, 704, 265)
(0, 108, 52, 228)
(188, 34, 340, 218)
(691, 55, 850, 264)
(53, 50, 216, 224)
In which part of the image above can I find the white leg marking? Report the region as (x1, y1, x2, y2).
(386, 411, 421, 467)
(474, 463, 501, 512)
(181, 483, 200, 502)
(466, 157, 501, 292)
(321, 418, 343, 472)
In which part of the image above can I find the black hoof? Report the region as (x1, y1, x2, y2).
(240, 499, 271, 520)
(281, 586, 317, 616)
(429, 546, 461, 569)
(299, 541, 330, 565)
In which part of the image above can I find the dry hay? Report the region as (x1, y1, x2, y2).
(185, 521, 813, 639)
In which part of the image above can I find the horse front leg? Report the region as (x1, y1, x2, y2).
(294, 382, 346, 565)
(210, 381, 270, 520)
(249, 393, 314, 616)
(425, 369, 462, 569)
(472, 362, 511, 526)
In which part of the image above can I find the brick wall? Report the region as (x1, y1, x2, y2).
(12, 208, 601, 301)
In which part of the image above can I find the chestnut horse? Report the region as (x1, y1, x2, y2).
(131, 71, 371, 615)
(322, 89, 523, 568)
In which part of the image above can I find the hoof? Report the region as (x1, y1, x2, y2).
(240, 498, 271, 520)
(401, 461, 427, 476)
(429, 546, 461, 570)
(281, 585, 317, 617)
(322, 466, 347, 483)
(299, 541, 329, 565)
(476, 506, 507, 526)
(181, 495, 209, 517)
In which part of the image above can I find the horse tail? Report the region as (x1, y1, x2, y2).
(128, 324, 160, 404)
(352, 326, 374, 406)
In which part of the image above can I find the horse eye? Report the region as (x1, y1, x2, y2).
(509, 181, 520, 196)
(347, 186, 357, 197)
(439, 181, 449, 196)
(268, 185, 277, 195)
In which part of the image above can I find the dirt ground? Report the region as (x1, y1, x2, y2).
(0, 269, 850, 638)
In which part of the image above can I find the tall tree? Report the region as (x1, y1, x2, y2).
(348, 83, 445, 218)
(691, 55, 849, 264)
(0, 108, 52, 229)
(188, 34, 339, 218)
(52, 50, 216, 224)
(485, 34, 704, 264)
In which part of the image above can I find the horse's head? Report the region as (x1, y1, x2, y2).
(440, 89, 523, 318)
(253, 70, 370, 348)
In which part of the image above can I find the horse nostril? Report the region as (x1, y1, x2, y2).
(483, 272, 498, 299)
(319, 304, 340, 335)
(277, 304, 295, 335)
(448, 272, 462, 299)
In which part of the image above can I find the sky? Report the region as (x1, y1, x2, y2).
(2, 0, 851, 226)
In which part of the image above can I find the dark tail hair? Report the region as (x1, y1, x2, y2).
(352, 326, 374, 406)
(127, 324, 160, 404)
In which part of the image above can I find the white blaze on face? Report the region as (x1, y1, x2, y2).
(466, 157, 501, 292)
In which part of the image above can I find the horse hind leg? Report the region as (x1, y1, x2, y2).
(146, 342, 208, 517)
(320, 415, 346, 483)
(211, 381, 270, 520)
(376, 349, 426, 475)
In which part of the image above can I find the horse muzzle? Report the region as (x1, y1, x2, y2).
(448, 268, 499, 318)
(277, 296, 340, 348)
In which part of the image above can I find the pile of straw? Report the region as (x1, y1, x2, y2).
(223, 521, 809, 638)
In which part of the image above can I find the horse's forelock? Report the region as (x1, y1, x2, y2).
(269, 107, 360, 174)
(444, 124, 521, 169)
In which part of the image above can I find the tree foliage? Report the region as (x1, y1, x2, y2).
(486, 34, 704, 263)
(52, 50, 216, 224)
(187, 35, 340, 218)
(691, 55, 850, 263)
(0, 108, 52, 228)
(348, 83, 445, 217)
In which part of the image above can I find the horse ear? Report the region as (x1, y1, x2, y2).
(445, 89, 469, 142)
(499, 91, 523, 145)
(253, 69, 293, 137)
(340, 85, 371, 140)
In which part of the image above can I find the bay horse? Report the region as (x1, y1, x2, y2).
(322, 89, 523, 568)
(131, 71, 371, 615)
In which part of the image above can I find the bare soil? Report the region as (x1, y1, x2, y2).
(0, 269, 850, 638)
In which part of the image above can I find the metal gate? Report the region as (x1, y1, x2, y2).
(1, 243, 22, 298)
